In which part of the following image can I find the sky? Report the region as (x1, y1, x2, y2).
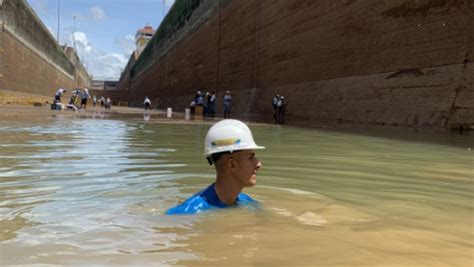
(27, 0, 175, 80)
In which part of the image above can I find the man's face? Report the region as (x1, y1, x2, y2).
(230, 150, 262, 187)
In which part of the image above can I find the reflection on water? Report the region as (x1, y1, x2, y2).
(0, 117, 472, 266)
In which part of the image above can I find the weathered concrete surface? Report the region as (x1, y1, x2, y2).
(0, 0, 90, 102)
(119, 0, 474, 128)
(0, 89, 51, 105)
(257, 63, 473, 128)
(1, 30, 74, 98)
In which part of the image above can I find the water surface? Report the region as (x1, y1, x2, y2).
(0, 116, 472, 266)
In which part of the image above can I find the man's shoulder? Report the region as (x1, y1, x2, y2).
(165, 193, 211, 215)
(166, 185, 258, 215)
(237, 192, 256, 204)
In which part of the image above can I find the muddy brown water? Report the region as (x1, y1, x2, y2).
(0, 114, 472, 266)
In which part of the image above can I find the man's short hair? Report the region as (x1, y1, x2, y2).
(207, 151, 232, 165)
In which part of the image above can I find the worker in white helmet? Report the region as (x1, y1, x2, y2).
(166, 119, 265, 215)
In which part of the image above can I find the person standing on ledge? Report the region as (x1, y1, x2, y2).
(166, 119, 265, 215)
(209, 91, 216, 117)
(54, 88, 67, 103)
(272, 94, 280, 124)
(277, 95, 286, 124)
(80, 87, 90, 109)
(144, 96, 152, 110)
(223, 91, 232, 118)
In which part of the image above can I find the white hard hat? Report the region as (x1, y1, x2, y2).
(204, 119, 265, 157)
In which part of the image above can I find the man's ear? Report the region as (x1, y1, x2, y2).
(227, 157, 237, 172)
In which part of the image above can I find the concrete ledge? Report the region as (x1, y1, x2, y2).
(0, 89, 52, 105)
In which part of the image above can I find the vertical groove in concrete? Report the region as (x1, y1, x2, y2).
(252, 0, 260, 90)
(215, 0, 222, 96)
(0, 4, 4, 91)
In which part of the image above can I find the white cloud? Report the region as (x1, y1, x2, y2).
(71, 31, 93, 53)
(64, 31, 127, 79)
(99, 53, 128, 66)
(88, 50, 128, 79)
(92, 53, 128, 79)
(115, 34, 136, 55)
(90, 6, 105, 21)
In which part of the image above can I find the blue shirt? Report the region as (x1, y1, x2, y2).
(166, 183, 257, 215)
(223, 95, 231, 107)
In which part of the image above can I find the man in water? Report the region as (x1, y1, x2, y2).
(166, 119, 265, 215)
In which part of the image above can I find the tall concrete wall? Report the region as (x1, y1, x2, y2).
(119, 0, 474, 128)
(63, 47, 91, 89)
(0, 0, 90, 103)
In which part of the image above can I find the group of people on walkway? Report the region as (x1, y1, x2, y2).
(55, 87, 287, 124)
(142, 90, 287, 124)
(68, 87, 91, 109)
(189, 90, 230, 117)
(95, 96, 112, 109)
(143, 90, 231, 118)
(53, 87, 112, 111)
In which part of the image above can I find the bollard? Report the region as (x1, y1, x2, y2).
(167, 107, 172, 118)
(194, 106, 203, 116)
(185, 108, 190, 120)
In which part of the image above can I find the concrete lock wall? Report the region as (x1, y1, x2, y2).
(0, 0, 89, 104)
(121, 0, 473, 128)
